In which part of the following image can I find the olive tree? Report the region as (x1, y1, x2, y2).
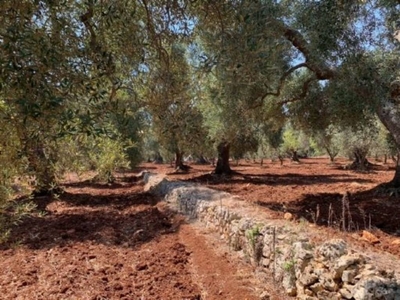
(190, 0, 400, 187)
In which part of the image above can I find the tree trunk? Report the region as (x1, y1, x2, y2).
(291, 150, 300, 162)
(153, 152, 163, 164)
(278, 154, 284, 165)
(348, 147, 370, 170)
(390, 162, 400, 187)
(175, 151, 183, 169)
(25, 141, 60, 195)
(214, 141, 232, 174)
(174, 150, 190, 172)
(376, 82, 400, 187)
(325, 147, 337, 163)
(384, 152, 400, 187)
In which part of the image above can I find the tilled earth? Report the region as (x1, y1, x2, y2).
(0, 178, 265, 300)
(146, 157, 400, 258)
(2, 156, 400, 299)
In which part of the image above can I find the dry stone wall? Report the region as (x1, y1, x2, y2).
(144, 173, 400, 300)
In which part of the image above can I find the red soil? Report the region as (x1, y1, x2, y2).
(1, 156, 399, 299)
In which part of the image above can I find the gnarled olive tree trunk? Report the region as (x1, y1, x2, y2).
(214, 141, 232, 174)
(153, 152, 163, 164)
(174, 150, 190, 172)
(347, 147, 371, 171)
(291, 150, 300, 162)
(376, 81, 400, 187)
(25, 140, 59, 195)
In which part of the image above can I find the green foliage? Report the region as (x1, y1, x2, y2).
(0, 0, 399, 198)
(246, 225, 261, 250)
(110, 97, 147, 168)
(191, 0, 400, 165)
(369, 122, 393, 159)
(0, 102, 29, 200)
(282, 127, 299, 154)
(310, 125, 342, 160)
(337, 124, 380, 160)
(55, 134, 130, 183)
(88, 137, 130, 182)
(0, 200, 36, 244)
(282, 259, 296, 273)
(231, 132, 259, 160)
(144, 42, 208, 163)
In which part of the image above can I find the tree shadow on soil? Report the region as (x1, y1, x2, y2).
(63, 168, 157, 189)
(30, 188, 159, 211)
(64, 180, 127, 189)
(2, 207, 178, 251)
(184, 172, 374, 186)
(1, 188, 182, 251)
(58, 191, 159, 209)
(256, 187, 400, 238)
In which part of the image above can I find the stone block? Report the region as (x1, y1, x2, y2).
(342, 269, 357, 284)
(316, 239, 347, 263)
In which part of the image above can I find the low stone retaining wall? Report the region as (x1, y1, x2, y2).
(144, 173, 400, 300)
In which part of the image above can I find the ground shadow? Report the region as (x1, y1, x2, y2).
(257, 187, 400, 237)
(2, 206, 178, 251)
(183, 172, 374, 187)
(64, 180, 127, 189)
(1, 186, 181, 251)
(58, 190, 159, 209)
(63, 168, 155, 189)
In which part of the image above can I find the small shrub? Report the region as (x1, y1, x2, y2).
(282, 259, 296, 273)
(88, 137, 130, 182)
(246, 225, 260, 249)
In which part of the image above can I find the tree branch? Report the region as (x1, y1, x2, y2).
(140, 0, 170, 68)
(376, 81, 400, 147)
(278, 75, 318, 105)
(80, 4, 118, 101)
(250, 18, 336, 109)
(249, 62, 308, 108)
(273, 19, 336, 80)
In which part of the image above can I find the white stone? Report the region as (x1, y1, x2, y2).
(299, 265, 318, 286)
(316, 239, 347, 263)
(342, 269, 357, 284)
(339, 284, 353, 299)
(352, 275, 394, 300)
(333, 254, 364, 279)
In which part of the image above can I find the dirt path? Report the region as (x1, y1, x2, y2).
(178, 223, 288, 300)
(179, 224, 259, 300)
(0, 178, 267, 300)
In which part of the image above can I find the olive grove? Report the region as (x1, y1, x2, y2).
(1, 0, 400, 198)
